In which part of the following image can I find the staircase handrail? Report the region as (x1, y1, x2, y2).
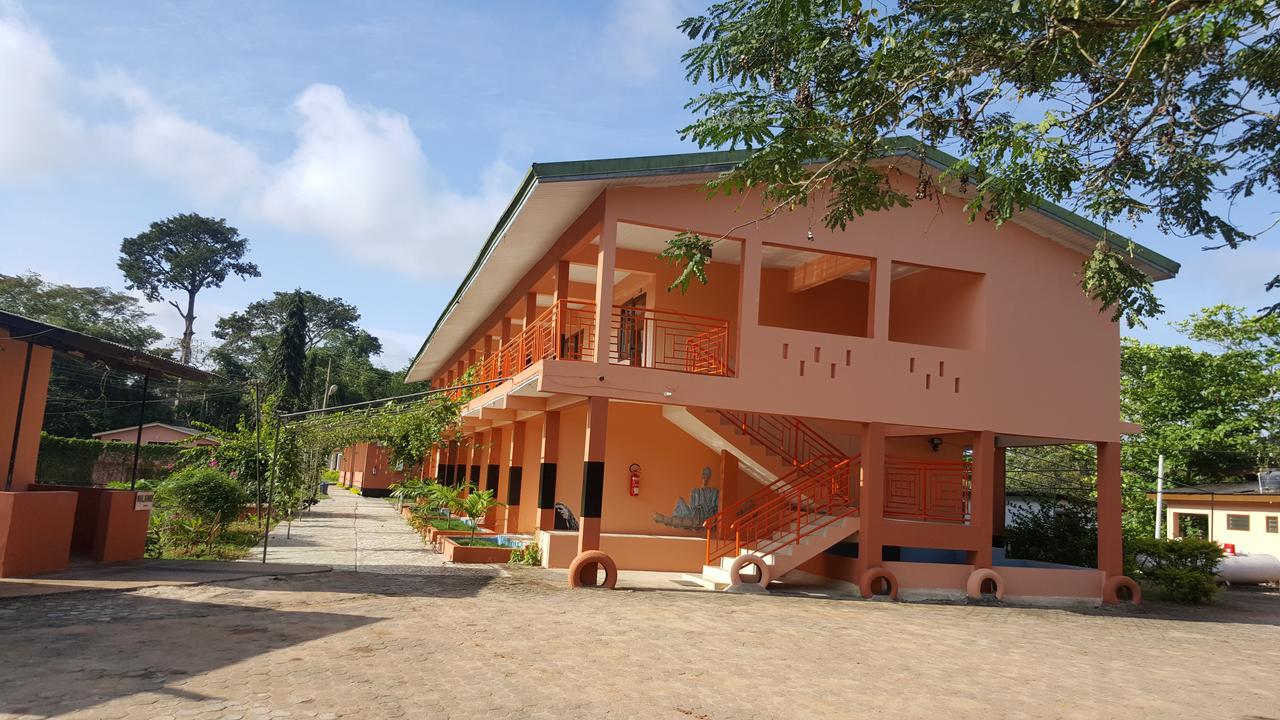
(715, 409, 845, 471)
(705, 455, 859, 564)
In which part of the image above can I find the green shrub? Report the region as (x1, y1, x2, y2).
(508, 541, 541, 566)
(321, 469, 339, 484)
(1127, 537, 1224, 603)
(1004, 498, 1097, 568)
(159, 467, 248, 528)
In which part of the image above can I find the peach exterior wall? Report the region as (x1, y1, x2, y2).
(797, 554, 1104, 598)
(0, 332, 53, 492)
(0, 490, 76, 577)
(95, 426, 215, 446)
(532, 178, 1124, 443)
(524, 401, 725, 538)
(538, 530, 706, 572)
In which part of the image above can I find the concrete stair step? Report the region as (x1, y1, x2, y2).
(680, 573, 726, 591)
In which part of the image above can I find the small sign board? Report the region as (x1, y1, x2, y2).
(134, 491, 155, 511)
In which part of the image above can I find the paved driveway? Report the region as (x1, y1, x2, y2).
(1, 493, 1277, 719)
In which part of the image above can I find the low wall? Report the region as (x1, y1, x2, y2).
(31, 485, 150, 563)
(797, 553, 1104, 599)
(0, 490, 77, 577)
(538, 531, 706, 572)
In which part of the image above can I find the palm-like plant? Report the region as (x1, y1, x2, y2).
(426, 481, 463, 517)
(389, 478, 428, 509)
(460, 488, 503, 543)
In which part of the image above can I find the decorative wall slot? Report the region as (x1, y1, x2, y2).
(954, 377, 961, 393)
(845, 349, 852, 366)
(782, 343, 789, 360)
(909, 357, 915, 373)
(925, 373, 932, 390)
(829, 363, 836, 379)
(799, 360, 806, 377)
(938, 361, 945, 377)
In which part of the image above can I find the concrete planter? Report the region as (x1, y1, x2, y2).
(440, 536, 515, 564)
(429, 527, 489, 550)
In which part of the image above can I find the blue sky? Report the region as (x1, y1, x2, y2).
(1, 0, 1276, 369)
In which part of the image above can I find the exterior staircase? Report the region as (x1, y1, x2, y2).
(666, 406, 862, 591)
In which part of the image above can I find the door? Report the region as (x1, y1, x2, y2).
(618, 293, 647, 366)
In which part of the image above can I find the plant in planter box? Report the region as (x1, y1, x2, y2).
(460, 488, 502, 544)
(508, 541, 541, 566)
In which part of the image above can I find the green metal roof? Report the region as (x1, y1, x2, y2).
(410, 142, 1180, 379)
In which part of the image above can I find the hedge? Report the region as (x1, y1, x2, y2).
(35, 433, 184, 486)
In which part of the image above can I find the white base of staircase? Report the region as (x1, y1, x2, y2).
(695, 514, 859, 591)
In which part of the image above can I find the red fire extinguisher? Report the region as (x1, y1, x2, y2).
(629, 464, 641, 496)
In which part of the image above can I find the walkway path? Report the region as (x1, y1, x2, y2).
(253, 489, 452, 574)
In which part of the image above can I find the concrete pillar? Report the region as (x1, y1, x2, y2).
(718, 450, 740, 523)
(452, 439, 467, 487)
(736, 238, 762, 367)
(856, 422, 886, 575)
(468, 431, 484, 488)
(967, 430, 996, 568)
(483, 427, 502, 528)
(578, 397, 608, 555)
(504, 421, 527, 533)
(537, 412, 560, 531)
(592, 219, 616, 365)
(869, 257, 891, 339)
(1096, 441, 1124, 577)
(992, 446, 1007, 547)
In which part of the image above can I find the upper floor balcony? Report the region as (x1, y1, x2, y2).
(458, 299, 733, 400)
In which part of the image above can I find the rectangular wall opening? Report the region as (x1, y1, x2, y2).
(757, 245, 873, 338)
(888, 261, 984, 350)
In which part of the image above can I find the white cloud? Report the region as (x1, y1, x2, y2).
(258, 84, 515, 276)
(0, 9, 511, 278)
(0, 7, 82, 180)
(603, 0, 693, 81)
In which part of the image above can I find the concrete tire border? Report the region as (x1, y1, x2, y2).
(965, 568, 1005, 600)
(568, 550, 618, 589)
(728, 553, 772, 588)
(858, 567, 898, 599)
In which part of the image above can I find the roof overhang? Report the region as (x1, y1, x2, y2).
(0, 310, 218, 383)
(406, 142, 1180, 384)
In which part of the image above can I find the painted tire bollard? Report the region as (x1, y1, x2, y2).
(568, 550, 618, 589)
(965, 568, 1005, 600)
(1102, 575, 1142, 605)
(857, 567, 898, 599)
(728, 553, 772, 588)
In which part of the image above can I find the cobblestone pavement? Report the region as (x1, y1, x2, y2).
(2, 493, 1278, 719)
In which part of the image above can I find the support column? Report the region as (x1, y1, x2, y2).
(868, 256, 891, 339)
(1096, 441, 1124, 578)
(967, 430, 995, 568)
(855, 422, 886, 575)
(453, 438, 467, 487)
(592, 218, 616, 365)
(468, 431, 484, 488)
(718, 451, 741, 520)
(992, 446, 1007, 548)
(504, 421, 527, 532)
(483, 427, 502, 528)
(537, 412, 560, 531)
(578, 397, 608, 555)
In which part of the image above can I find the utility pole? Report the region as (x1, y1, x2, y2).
(1154, 454, 1165, 539)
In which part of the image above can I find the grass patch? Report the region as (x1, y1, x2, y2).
(427, 517, 475, 532)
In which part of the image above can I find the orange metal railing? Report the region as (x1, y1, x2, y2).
(450, 301, 734, 403)
(715, 409, 845, 474)
(706, 456, 859, 564)
(450, 299, 597, 401)
(883, 456, 971, 524)
(608, 305, 732, 376)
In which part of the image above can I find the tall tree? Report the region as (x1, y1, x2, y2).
(672, 1, 1280, 325)
(275, 290, 309, 411)
(118, 213, 261, 364)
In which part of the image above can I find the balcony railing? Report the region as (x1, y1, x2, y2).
(451, 300, 732, 401)
(608, 305, 731, 376)
(883, 457, 971, 524)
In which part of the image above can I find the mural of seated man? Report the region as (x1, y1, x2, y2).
(654, 468, 718, 532)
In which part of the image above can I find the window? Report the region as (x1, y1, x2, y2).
(1226, 514, 1250, 531)
(1267, 516, 1278, 534)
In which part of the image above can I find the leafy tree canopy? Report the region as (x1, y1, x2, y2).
(675, 0, 1280, 325)
(119, 213, 260, 363)
(0, 271, 162, 349)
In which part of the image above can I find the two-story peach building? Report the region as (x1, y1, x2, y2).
(405, 144, 1178, 603)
